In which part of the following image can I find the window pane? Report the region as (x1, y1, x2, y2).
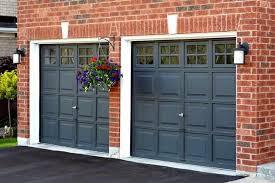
(170, 45, 179, 54)
(197, 55, 207, 64)
(197, 45, 207, 54)
(87, 48, 94, 55)
(137, 56, 146, 64)
(79, 57, 87, 65)
(61, 48, 68, 56)
(61, 58, 68, 64)
(215, 44, 225, 53)
(215, 55, 225, 64)
(61, 48, 74, 57)
(99, 45, 109, 56)
(49, 48, 56, 57)
(68, 48, 74, 56)
(146, 47, 153, 55)
(161, 46, 169, 54)
(146, 56, 154, 64)
(226, 44, 235, 53)
(226, 55, 234, 64)
(50, 57, 56, 64)
(138, 47, 146, 55)
(170, 56, 179, 64)
(68, 57, 75, 64)
(161, 56, 170, 64)
(187, 56, 196, 64)
(79, 48, 86, 56)
(44, 48, 56, 57)
(187, 45, 196, 54)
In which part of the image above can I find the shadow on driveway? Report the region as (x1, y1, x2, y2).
(0, 147, 244, 183)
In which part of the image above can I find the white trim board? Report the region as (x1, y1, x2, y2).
(0, 27, 17, 33)
(29, 38, 109, 146)
(30, 38, 109, 45)
(119, 31, 237, 158)
(17, 137, 30, 146)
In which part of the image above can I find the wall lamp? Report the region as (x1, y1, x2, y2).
(13, 48, 26, 64)
(234, 42, 249, 64)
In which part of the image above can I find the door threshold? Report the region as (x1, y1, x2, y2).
(121, 157, 244, 176)
(29, 143, 109, 158)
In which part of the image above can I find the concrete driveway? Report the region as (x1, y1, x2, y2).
(0, 147, 244, 183)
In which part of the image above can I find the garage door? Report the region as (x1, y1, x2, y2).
(40, 44, 109, 152)
(132, 40, 236, 169)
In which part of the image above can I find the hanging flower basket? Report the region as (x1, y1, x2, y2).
(77, 57, 122, 92)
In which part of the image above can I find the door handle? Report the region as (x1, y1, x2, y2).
(72, 106, 77, 109)
(178, 113, 184, 117)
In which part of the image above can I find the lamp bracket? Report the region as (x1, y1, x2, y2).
(239, 42, 249, 55)
(98, 37, 115, 51)
(16, 48, 26, 57)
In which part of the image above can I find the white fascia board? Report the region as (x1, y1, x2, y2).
(0, 27, 17, 33)
(30, 38, 109, 45)
(121, 32, 237, 42)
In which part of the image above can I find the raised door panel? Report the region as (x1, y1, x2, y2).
(185, 133, 211, 163)
(77, 123, 96, 149)
(59, 120, 75, 147)
(133, 128, 156, 157)
(213, 135, 236, 168)
(77, 97, 96, 122)
(185, 73, 210, 100)
(60, 70, 76, 95)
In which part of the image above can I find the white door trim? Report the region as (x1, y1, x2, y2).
(119, 31, 237, 158)
(26, 38, 109, 146)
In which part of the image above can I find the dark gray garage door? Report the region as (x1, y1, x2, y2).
(132, 40, 236, 169)
(40, 44, 109, 152)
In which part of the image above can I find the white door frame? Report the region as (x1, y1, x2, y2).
(119, 32, 237, 158)
(19, 38, 109, 146)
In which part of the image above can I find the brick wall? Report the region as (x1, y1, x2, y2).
(0, 34, 17, 57)
(0, 0, 17, 17)
(17, 0, 275, 172)
(236, 0, 275, 172)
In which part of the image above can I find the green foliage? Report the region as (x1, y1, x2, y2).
(0, 70, 18, 100)
(0, 138, 17, 148)
(0, 57, 16, 74)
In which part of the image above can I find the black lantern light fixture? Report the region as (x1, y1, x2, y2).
(234, 42, 249, 64)
(13, 48, 26, 64)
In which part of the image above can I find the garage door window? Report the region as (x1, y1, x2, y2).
(42, 46, 57, 65)
(136, 45, 154, 65)
(61, 46, 75, 65)
(214, 42, 235, 66)
(160, 44, 180, 65)
(186, 42, 208, 65)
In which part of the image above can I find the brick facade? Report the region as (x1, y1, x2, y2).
(17, 0, 275, 172)
(0, 0, 17, 57)
(0, 0, 17, 17)
(0, 34, 17, 57)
